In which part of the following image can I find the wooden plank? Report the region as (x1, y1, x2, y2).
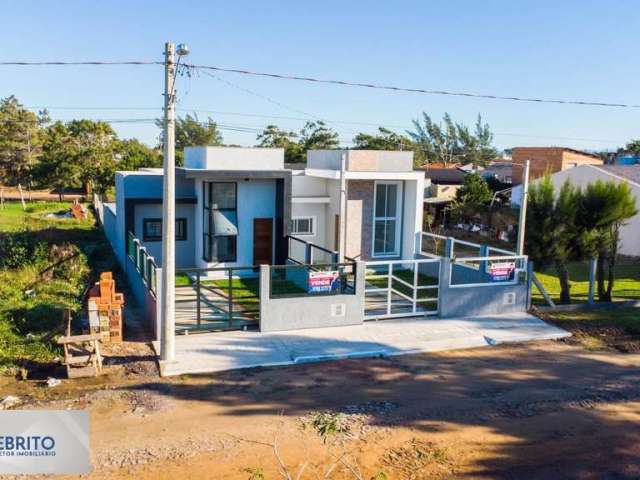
(67, 366, 97, 379)
(57, 334, 102, 344)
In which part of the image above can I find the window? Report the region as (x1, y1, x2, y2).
(203, 182, 238, 262)
(372, 182, 402, 257)
(291, 217, 315, 236)
(142, 218, 187, 242)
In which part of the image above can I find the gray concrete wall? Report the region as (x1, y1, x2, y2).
(438, 258, 530, 317)
(259, 262, 365, 332)
(124, 256, 160, 340)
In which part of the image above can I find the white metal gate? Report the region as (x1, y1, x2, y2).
(363, 258, 440, 320)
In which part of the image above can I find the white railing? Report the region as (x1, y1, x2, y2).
(420, 232, 448, 258)
(364, 258, 440, 320)
(449, 254, 528, 288)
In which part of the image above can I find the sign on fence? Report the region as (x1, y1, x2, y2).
(308, 270, 340, 293)
(489, 262, 516, 282)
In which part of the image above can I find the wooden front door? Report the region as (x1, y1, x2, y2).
(253, 218, 273, 265)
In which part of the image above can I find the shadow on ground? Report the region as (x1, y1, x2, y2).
(122, 341, 640, 478)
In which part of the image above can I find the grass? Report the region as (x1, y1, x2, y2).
(366, 267, 438, 300)
(532, 259, 640, 305)
(177, 273, 304, 296)
(0, 201, 120, 374)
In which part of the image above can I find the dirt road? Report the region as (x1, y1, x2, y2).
(7, 340, 640, 479)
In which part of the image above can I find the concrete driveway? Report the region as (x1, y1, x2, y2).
(154, 312, 570, 376)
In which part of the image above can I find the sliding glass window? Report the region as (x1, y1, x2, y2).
(373, 181, 402, 257)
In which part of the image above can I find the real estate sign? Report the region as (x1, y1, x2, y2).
(308, 270, 340, 293)
(489, 262, 516, 282)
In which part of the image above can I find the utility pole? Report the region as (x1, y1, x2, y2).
(160, 42, 176, 363)
(516, 159, 530, 256)
(338, 153, 347, 263)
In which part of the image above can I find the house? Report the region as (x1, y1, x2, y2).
(106, 147, 425, 277)
(108, 148, 292, 275)
(94, 146, 534, 374)
(418, 166, 468, 225)
(482, 161, 513, 184)
(512, 147, 603, 184)
(511, 164, 640, 256)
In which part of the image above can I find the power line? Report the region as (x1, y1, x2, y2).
(0, 61, 161, 66)
(3, 59, 639, 108)
(182, 63, 640, 109)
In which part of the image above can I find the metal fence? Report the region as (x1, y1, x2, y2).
(174, 266, 260, 333)
(270, 262, 357, 299)
(363, 258, 440, 320)
(127, 231, 158, 294)
(287, 235, 339, 266)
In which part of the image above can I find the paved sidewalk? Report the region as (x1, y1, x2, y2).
(154, 313, 570, 376)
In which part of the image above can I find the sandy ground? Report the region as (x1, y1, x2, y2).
(4, 339, 640, 479)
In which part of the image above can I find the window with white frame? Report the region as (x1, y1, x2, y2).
(291, 216, 315, 236)
(373, 181, 402, 257)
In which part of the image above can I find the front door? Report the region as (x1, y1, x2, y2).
(253, 218, 273, 265)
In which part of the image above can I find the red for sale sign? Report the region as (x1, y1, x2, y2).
(489, 262, 516, 282)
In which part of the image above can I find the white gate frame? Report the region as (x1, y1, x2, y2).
(364, 258, 440, 320)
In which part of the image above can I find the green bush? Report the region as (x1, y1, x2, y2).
(0, 231, 48, 268)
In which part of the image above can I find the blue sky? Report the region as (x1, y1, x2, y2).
(2, 0, 638, 151)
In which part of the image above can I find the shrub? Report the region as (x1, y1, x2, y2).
(0, 231, 48, 268)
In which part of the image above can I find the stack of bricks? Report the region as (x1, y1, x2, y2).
(88, 272, 124, 343)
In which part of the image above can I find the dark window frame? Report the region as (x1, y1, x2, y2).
(142, 218, 187, 242)
(202, 182, 238, 262)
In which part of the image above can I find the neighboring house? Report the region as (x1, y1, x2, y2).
(512, 147, 603, 184)
(419, 167, 467, 201)
(105, 147, 425, 277)
(482, 161, 513, 184)
(511, 164, 640, 256)
(418, 166, 468, 225)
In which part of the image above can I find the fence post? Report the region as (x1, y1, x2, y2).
(306, 242, 312, 264)
(196, 271, 201, 328)
(438, 257, 451, 316)
(228, 268, 234, 327)
(479, 245, 489, 274)
(155, 266, 163, 342)
(445, 237, 454, 258)
(258, 264, 270, 331)
(588, 257, 597, 304)
(387, 263, 393, 316)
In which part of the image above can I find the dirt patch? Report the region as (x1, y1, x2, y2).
(539, 307, 640, 353)
(381, 438, 452, 479)
(5, 341, 640, 479)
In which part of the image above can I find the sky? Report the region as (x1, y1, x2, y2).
(1, 0, 639, 152)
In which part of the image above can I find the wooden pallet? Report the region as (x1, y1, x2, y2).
(57, 333, 103, 378)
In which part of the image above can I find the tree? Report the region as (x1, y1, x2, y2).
(454, 173, 492, 207)
(116, 138, 162, 171)
(256, 125, 303, 163)
(299, 121, 339, 152)
(156, 113, 224, 165)
(576, 180, 637, 302)
(352, 127, 426, 165)
(0, 96, 48, 199)
(456, 115, 498, 167)
(35, 122, 78, 201)
(408, 112, 459, 166)
(407, 112, 498, 167)
(624, 139, 640, 155)
(525, 176, 580, 303)
(255, 121, 339, 163)
(66, 120, 118, 195)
